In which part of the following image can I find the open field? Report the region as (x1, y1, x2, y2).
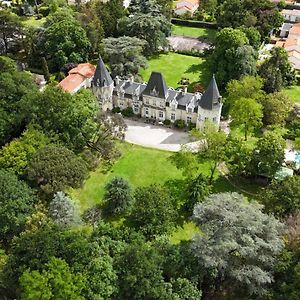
(172, 24, 217, 42)
(283, 85, 300, 103)
(140, 52, 211, 89)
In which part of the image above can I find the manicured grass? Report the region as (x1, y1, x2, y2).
(22, 17, 46, 28)
(70, 143, 184, 212)
(283, 85, 300, 103)
(140, 53, 211, 89)
(172, 24, 217, 42)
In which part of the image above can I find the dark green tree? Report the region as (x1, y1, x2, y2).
(103, 177, 133, 216)
(21, 87, 97, 151)
(103, 36, 147, 77)
(129, 185, 176, 239)
(27, 145, 88, 197)
(0, 169, 36, 244)
(43, 19, 91, 71)
(261, 176, 300, 218)
(251, 131, 285, 178)
(259, 47, 296, 93)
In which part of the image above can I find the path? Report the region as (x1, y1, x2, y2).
(168, 36, 211, 52)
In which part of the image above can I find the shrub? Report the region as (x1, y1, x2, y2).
(163, 119, 171, 125)
(188, 122, 196, 130)
(121, 107, 134, 118)
(112, 107, 121, 114)
(174, 119, 186, 128)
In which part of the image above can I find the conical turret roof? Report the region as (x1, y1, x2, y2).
(199, 75, 221, 110)
(92, 57, 113, 87)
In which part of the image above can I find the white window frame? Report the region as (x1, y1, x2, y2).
(159, 111, 163, 119)
(187, 116, 192, 123)
(171, 113, 176, 121)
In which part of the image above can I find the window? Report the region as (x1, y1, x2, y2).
(160, 101, 164, 107)
(213, 117, 217, 123)
(187, 107, 193, 114)
(187, 116, 192, 123)
(198, 115, 202, 121)
(119, 101, 124, 108)
(205, 117, 209, 121)
(134, 104, 139, 113)
(159, 111, 163, 118)
(145, 108, 149, 116)
(145, 98, 149, 104)
(171, 104, 176, 111)
(171, 113, 176, 121)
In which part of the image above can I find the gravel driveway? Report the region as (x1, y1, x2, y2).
(168, 36, 211, 52)
(124, 119, 191, 151)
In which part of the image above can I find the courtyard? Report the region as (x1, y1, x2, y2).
(124, 119, 190, 151)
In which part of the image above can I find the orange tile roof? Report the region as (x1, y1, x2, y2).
(290, 23, 300, 36)
(69, 63, 96, 78)
(58, 63, 96, 93)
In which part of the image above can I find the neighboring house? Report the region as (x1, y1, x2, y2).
(174, 0, 199, 16)
(92, 58, 222, 129)
(59, 63, 96, 94)
(282, 9, 300, 23)
(288, 22, 300, 39)
(279, 23, 293, 38)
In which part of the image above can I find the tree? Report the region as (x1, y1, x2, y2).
(88, 111, 127, 160)
(103, 36, 147, 77)
(239, 26, 261, 50)
(27, 145, 88, 197)
(0, 169, 36, 244)
(115, 239, 168, 299)
(0, 11, 23, 54)
(41, 57, 50, 82)
(259, 47, 296, 93)
(103, 177, 133, 216)
(43, 19, 91, 71)
(21, 87, 97, 152)
(211, 28, 257, 86)
(48, 192, 81, 227)
(0, 59, 38, 146)
(192, 192, 285, 298)
(169, 278, 202, 300)
(0, 127, 49, 177)
(185, 174, 211, 216)
(20, 257, 86, 300)
(192, 123, 227, 184)
(251, 131, 285, 178)
(129, 185, 176, 239)
(230, 97, 263, 141)
(261, 92, 293, 126)
(261, 176, 300, 218)
(94, 0, 126, 37)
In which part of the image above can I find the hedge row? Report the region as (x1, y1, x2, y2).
(171, 18, 218, 29)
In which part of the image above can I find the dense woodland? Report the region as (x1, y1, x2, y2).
(0, 0, 300, 299)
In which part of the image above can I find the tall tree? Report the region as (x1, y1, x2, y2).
(261, 92, 293, 126)
(192, 192, 285, 299)
(27, 145, 88, 197)
(230, 97, 263, 141)
(20, 257, 86, 300)
(259, 47, 296, 93)
(103, 177, 133, 217)
(43, 19, 91, 71)
(211, 28, 257, 86)
(102, 36, 147, 77)
(261, 176, 300, 218)
(21, 87, 97, 152)
(129, 185, 176, 239)
(0, 169, 36, 244)
(251, 131, 285, 178)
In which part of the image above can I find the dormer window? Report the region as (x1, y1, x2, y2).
(187, 107, 193, 114)
(150, 87, 158, 97)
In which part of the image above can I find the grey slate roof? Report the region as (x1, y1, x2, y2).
(199, 75, 221, 110)
(142, 72, 169, 99)
(92, 57, 113, 87)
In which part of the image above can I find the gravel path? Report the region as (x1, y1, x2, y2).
(124, 119, 193, 152)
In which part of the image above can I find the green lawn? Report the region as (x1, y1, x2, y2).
(70, 143, 184, 212)
(172, 24, 217, 42)
(140, 53, 211, 89)
(283, 85, 300, 103)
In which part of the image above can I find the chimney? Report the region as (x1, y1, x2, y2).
(183, 86, 187, 94)
(128, 74, 134, 83)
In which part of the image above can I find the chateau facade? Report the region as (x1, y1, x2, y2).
(92, 58, 223, 129)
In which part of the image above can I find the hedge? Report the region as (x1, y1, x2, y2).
(171, 18, 218, 29)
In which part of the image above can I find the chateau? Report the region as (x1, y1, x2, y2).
(92, 58, 222, 129)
